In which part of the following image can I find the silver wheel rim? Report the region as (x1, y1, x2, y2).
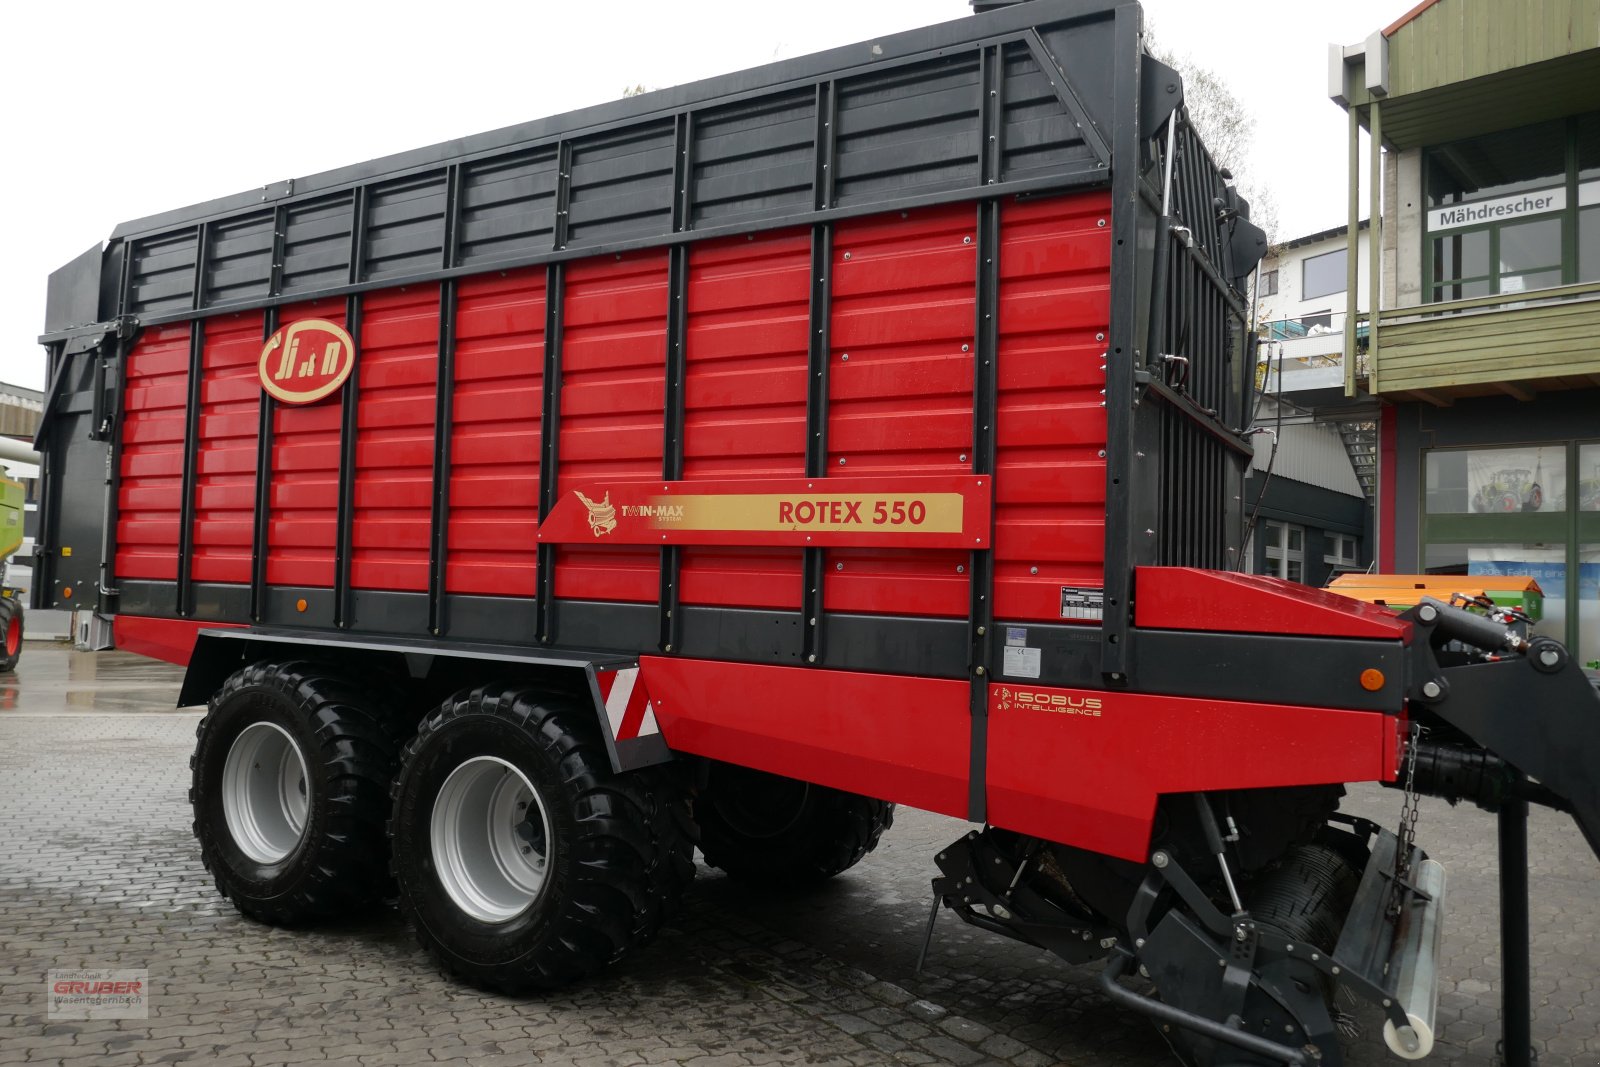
(430, 756, 551, 923)
(222, 721, 310, 864)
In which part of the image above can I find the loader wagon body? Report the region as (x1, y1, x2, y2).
(37, 0, 1289, 846)
(37, 3, 1600, 1064)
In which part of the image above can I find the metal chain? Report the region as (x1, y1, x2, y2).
(1390, 722, 1423, 915)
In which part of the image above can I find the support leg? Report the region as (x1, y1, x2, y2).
(1498, 798, 1533, 1067)
(914, 894, 941, 976)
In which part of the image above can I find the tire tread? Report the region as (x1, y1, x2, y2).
(391, 685, 692, 993)
(191, 660, 402, 925)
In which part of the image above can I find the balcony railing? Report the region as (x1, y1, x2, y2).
(1257, 313, 1366, 394)
(1349, 280, 1600, 397)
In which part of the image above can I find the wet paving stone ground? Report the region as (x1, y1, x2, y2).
(1, 645, 1596, 1065)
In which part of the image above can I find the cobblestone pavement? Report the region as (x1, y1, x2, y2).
(1, 647, 1596, 1066)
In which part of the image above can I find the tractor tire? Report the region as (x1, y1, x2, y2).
(190, 660, 402, 925)
(694, 761, 894, 887)
(389, 685, 693, 994)
(0, 597, 22, 672)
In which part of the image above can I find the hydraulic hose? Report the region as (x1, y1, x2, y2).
(1416, 597, 1528, 654)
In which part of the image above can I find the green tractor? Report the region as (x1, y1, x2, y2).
(0, 470, 25, 672)
(1471, 466, 1544, 513)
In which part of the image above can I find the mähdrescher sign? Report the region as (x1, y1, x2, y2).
(1428, 187, 1565, 231)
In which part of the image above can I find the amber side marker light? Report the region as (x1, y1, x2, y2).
(1359, 668, 1385, 691)
(296, 598, 308, 613)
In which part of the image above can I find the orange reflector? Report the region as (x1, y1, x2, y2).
(1360, 668, 1385, 691)
(295, 598, 308, 613)
(62, 587, 73, 599)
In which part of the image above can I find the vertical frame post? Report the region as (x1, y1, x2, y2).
(250, 205, 288, 620)
(537, 142, 572, 644)
(177, 222, 210, 618)
(428, 280, 457, 635)
(428, 166, 463, 635)
(535, 262, 565, 644)
(966, 45, 1004, 822)
(1367, 100, 1383, 395)
(1344, 105, 1361, 398)
(333, 188, 369, 627)
(803, 224, 832, 666)
(658, 115, 693, 654)
(553, 141, 573, 253)
(333, 293, 361, 627)
(802, 80, 838, 666)
(1099, 3, 1145, 680)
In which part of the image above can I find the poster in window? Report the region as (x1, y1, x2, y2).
(1464, 447, 1565, 513)
(1467, 547, 1565, 594)
(1580, 444, 1600, 511)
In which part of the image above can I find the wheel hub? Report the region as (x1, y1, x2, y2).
(430, 756, 552, 923)
(221, 721, 310, 864)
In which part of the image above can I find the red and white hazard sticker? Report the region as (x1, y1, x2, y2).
(596, 667, 660, 742)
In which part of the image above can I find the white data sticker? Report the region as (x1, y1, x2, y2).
(1005, 626, 1027, 647)
(1060, 586, 1105, 621)
(1002, 645, 1041, 679)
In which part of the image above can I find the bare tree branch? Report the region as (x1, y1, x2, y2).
(1146, 35, 1279, 247)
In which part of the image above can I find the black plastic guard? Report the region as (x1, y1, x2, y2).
(1431, 658, 1600, 861)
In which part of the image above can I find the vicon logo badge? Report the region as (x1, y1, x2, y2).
(259, 319, 356, 405)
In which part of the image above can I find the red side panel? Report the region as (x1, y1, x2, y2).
(266, 298, 345, 588)
(679, 230, 809, 610)
(350, 289, 438, 591)
(993, 193, 1112, 620)
(1134, 567, 1414, 640)
(825, 205, 976, 617)
(191, 312, 264, 585)
(117, 323, 191, 580)
(114, 615, 244, 668)
(641, 656, 970, 818)
(986, 683, 1401, 862)
(447, 268, 544, 598)
(555, 251, 668, 602)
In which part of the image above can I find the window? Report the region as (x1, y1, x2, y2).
(1497, 217, 1562, 293)
(1432, 228, 1491, 300)
(1263, 521, 1305, 583)
(1581, 114, 1600, 282)
(1299, 310, 1333, 332)
(1582, 207, 1600, 283)
(1583, 443, 1600, 512)
(1259, 269, 1278, 296)
(1580, 543, 1600, 670)
(1325, 533, 1358, 567)
(1302, 249, 1346, 300)
(1426, 113, 1600, 302)
(1425, 447, 1566, 515)
(1426, 121, 1565, 207)
(1421, 440, 1600, 660)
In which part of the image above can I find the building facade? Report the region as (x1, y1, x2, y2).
(1258, 222, 1371, 344)
(1244, 395, 1372, 586)
(1333, 0, 1600, 667)
(1242, 227, 1380, 585)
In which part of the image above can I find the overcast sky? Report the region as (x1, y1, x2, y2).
(0, 0, 1403, 390)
